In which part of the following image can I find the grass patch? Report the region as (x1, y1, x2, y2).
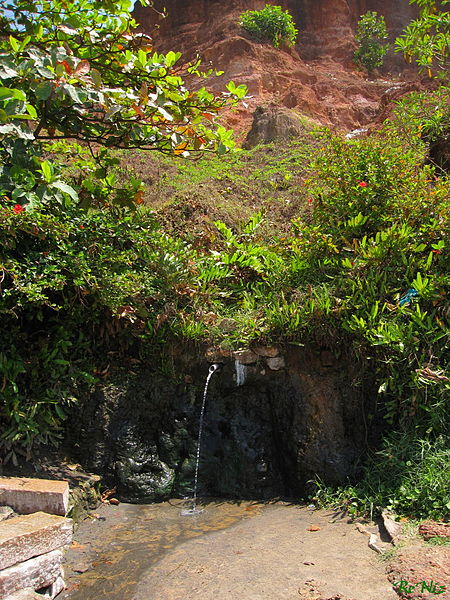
(114, 135, 319, 239)
(311, 434, 450, 520)
(426, 537, 450, 546)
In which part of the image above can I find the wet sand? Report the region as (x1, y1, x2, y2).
(62, 500, 397, 600)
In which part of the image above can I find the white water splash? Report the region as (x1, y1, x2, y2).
(345, 127, 368, 139)
(235, 360, 247, 387)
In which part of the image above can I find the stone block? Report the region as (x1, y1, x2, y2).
(5, 588, 44, 600)
(252, 344, 280, 358)
(0, 511, 72, 570)
(205, 347, 232, 362)
(0, 477, 69, 516)
(381, 510, 403, 545)
(0, 549, 63, 598)
(266, 356, 286, 370)
(233, 349, 258, 365)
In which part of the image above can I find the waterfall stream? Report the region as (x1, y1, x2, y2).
(182, 363, 219, 515)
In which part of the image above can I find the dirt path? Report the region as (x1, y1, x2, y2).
(62, 501, 399, 600)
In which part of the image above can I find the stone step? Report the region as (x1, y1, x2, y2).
(0, 511, 72, 571)
(0, 549, 63, 598)
(5, 588, 46, 600)
(0, 477, 69, 516)
(3, 575, 66, 599)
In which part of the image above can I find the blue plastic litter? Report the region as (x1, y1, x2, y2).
(399, 288, 419, 307)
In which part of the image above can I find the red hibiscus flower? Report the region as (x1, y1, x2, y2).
(358, 181, 368, 188)
(13, 204, 24, 213)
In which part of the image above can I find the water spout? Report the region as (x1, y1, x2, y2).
(182, 363, 219, 516)
(235, 360, 247, 387)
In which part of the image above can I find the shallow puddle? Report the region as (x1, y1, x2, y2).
(62, 501, 399, 600)
(62, 499, 262, 600)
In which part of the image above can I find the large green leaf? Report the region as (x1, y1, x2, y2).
(52, 180, 79, 201)
(35, 82, 54, 101)
(0, 87, 26, 101)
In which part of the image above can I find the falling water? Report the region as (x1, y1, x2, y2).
(182, 363, 219, 516)
(235, 360, 247, 386)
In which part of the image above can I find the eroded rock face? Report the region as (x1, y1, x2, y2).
(294, 0, 416, 61)
(133, 0, 418, 131)
(135, 0, 416, 60)
(66, 346, 380, 502)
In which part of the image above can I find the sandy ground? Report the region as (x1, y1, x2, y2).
(62, 500, 403, 600)
(135, 503, 397, 600)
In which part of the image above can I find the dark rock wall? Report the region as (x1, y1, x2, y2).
(66, 346, 378, 502)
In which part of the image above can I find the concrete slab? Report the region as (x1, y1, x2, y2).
(0, 549, 63, 598)
(0, 477, 69, 516)
(0, 511, 72, 570)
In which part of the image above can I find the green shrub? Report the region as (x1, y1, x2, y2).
(312, 433, 450, 520)
(0, 198, 196, 460)
(307, 130, 449, 435)
(0, 0, 246, 461)
(354, 11, 389, 74)
(395, 0, 450, 78)
(386, 85, 450, 174)
(239, 5, 298, 48)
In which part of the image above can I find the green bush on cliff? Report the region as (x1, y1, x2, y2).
(384, 84, 450, 174)
(239, 5, 298, 48)
(354, 11, 389, 74)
